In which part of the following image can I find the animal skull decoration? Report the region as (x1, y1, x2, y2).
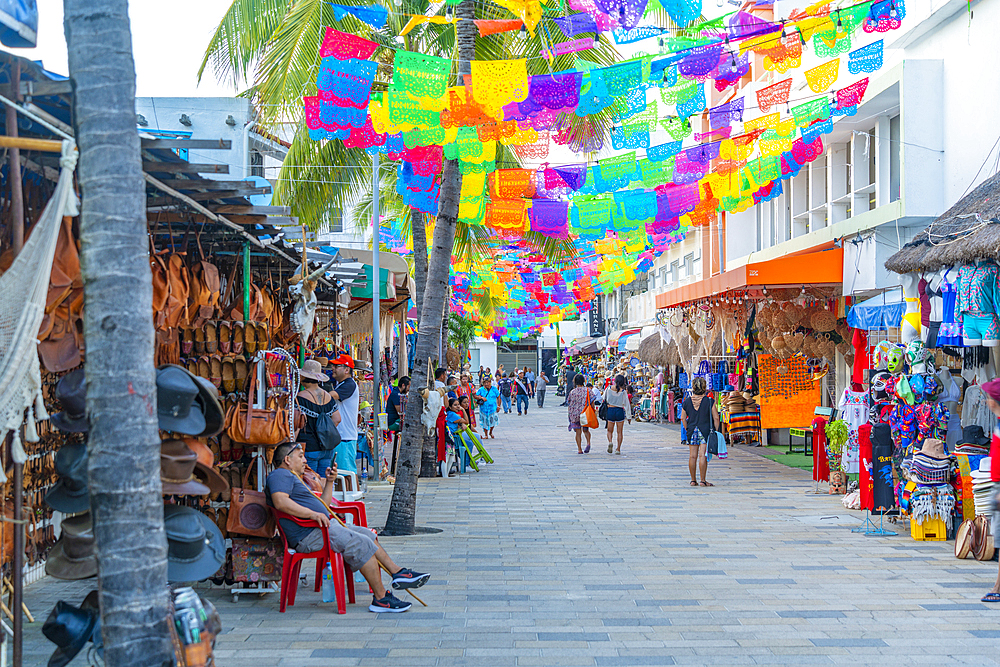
(419, 387, 447, 435)
(289, 258, 336, 343)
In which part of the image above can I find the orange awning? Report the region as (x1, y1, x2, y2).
(655, 247, 843, 309)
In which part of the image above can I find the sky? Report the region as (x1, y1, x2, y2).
(7, 0, 239, 97)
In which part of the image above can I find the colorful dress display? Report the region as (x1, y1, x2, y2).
(837, 389, 869, 473)
(936, 269, 963, 346)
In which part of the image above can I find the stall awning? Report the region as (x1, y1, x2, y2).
(609, 328, 641, 346)
(847, 291, 904, 330)
(655, 247, 844, 309)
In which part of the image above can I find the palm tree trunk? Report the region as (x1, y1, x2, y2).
(411, 209, 427, 317)
(64, 1, 173, 663)
(383, 0, 475, 535)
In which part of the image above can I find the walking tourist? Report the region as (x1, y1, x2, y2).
(498, 372, 513, 413)
(475, 375, 500, 438)
(560, 363, 575, 406)
(526, 367, 536, 397)
(265, 443, 430, 613)
(567, 374, 593, 454)
(328, 354, 360, 475)
(536, 370, 548, 408)
(603, 374, 632, 455)
(979, 379, 1000, 602)
(682, 377, 719, 487)
(296, 359, 342, 476)
(514, 370, 530, 415)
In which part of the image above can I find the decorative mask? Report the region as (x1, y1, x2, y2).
(887, 347, 906, 374)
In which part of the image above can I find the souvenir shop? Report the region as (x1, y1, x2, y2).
(0, 54, 394, 664)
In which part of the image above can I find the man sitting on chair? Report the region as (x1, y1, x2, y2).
(265, 442, 430, 613)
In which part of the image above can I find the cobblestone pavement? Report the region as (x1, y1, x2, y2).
(22, 402, 1000, 666)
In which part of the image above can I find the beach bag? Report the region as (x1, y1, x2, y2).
(708, 430, 726, 457)
(581, 392, 599, 429)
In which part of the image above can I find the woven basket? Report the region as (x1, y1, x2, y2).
(811, 309, 837, 332)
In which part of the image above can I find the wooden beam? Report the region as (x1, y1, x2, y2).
(214, 204, 291, 215)
(141, 138, 233, 150)
(0, 136, 63, 152)
(146, 187, 270, 206)
(142, 162, 229, 174)
(154, 178, 260, 190)
(20, 79, 72, 97)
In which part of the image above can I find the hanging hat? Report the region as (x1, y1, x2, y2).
(908, 374, 925, 397)
(50, 369, 88, 433)
(895, 375, 915, 406)
(190, 374, 224, 438)
(45, 444, 90, 514)
(79, 591, 102, 656)
(45, 514, 97, 581)
(160, 440, 211, 496)
(156, 365, 206, 435)
(300, 359, 329, 383)
(920, 438, 947, 459)
(182, 438, 229, 496)
(164, 504, 225, 583)
(961, 425, 990, 447)
(42, 599, 98, 667)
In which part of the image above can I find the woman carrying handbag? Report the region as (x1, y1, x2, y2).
(567, 374, 595, 454)
(296, 359, 342, 477)
(681, 377, 719, 487)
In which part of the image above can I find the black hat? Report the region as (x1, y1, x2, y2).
(44, 444, 89, 514)
(80, 591, 103, 656)
(156, 366, 206, 435)
(164, 504, 225, 583)
(50, 369, 88, 433)
(190, 374, 224, 438)
(42, 599, 98, 667)
(961, 424, 990, 447)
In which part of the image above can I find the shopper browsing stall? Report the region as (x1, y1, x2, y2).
(329, 354, 360, 475)
(682, 377, 719, 487)
(296, 359, 342, 478)
(265, 443, 429, 613)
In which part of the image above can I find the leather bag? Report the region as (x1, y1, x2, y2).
(956, 519, 974, 559)
(226, 465, 276, 538)
(225, 369, 289, 446)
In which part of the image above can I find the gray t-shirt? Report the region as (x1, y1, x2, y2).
(265, 468, 326, 547)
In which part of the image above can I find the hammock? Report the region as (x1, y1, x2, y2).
(0, 141, 78, 482)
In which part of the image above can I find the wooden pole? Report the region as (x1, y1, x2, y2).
(6, 60, 24, 667)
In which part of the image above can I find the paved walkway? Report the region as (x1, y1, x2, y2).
(22, 401, 1000, 665)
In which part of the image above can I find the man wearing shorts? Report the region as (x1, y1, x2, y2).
(266, 442, 430, 612)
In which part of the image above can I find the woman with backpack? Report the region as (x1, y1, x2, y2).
(682, 376, 719, 487)
(296, 359, 343, 477)
(498, 372, 513, 414)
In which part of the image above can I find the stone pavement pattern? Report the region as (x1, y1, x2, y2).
(21, 402, 1000, 665)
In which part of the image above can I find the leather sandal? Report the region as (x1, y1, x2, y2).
(256, 322, 269, 351)
(218, 321, 231, 354)
(186, 357, 199, 375)
(205, 321, 218, 354)
(181, 328, 194, 355)
(194, 327, 206, 355)
(197, 355, 211, 381)
(209, 355, 223, 389)
(221, 355, 236, 393)
(244, 322, 257, 355)
(220, 434, 231, 461)
(234, 355, 248, 392)
(232, 322, 244, 354)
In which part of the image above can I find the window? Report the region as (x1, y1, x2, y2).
(250, 150, 264, 177)
(660, 267, 670, 286)
(683, 253, 694, 278)
(669, 260, 679, 283)
(328, 208, 344, 233)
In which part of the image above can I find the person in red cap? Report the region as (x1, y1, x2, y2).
(328, 354, 360, 475)
(982, 378, 1000, 603)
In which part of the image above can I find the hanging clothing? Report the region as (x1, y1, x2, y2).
(918, 275, 931, 327)
(936, 269, 963, 347)
(851, 329, 870, 386)
(838, 389, 868, 474)
(958, 262, 1000, 345)
(963, 384, 998, 434)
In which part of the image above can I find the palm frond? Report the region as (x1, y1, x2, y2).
(198, 0, 294, 90)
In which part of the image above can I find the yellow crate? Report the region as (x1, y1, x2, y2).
(910, 517, 947, 541)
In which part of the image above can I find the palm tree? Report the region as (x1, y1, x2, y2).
(201, 0, 628, 533)
(448, 311, 478, 365)
(64, 0, 173, 662)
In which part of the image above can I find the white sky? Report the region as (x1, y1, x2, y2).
(6, 0, 239, 97)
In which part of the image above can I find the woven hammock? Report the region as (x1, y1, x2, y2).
(0, 142, 78, 482)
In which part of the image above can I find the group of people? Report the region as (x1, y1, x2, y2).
(480, 365, 549, 414)
(563, 370, 719, 486)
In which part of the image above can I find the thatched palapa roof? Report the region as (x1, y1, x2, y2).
(884, 171, 1000, 274)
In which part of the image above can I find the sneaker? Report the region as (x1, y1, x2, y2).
(369, 592, 412, 613)
(391, 568, 431, 590)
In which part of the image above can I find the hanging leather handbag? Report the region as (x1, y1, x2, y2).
(227, 464, 277, 539)
(955, 519, 975, 559)
(225, 369, 289, 446)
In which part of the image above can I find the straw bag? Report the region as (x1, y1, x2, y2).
(227, 465, 276, 539)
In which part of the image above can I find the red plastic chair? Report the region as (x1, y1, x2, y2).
(272, 509, 355, 613)
(329, 497, 368, 528)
